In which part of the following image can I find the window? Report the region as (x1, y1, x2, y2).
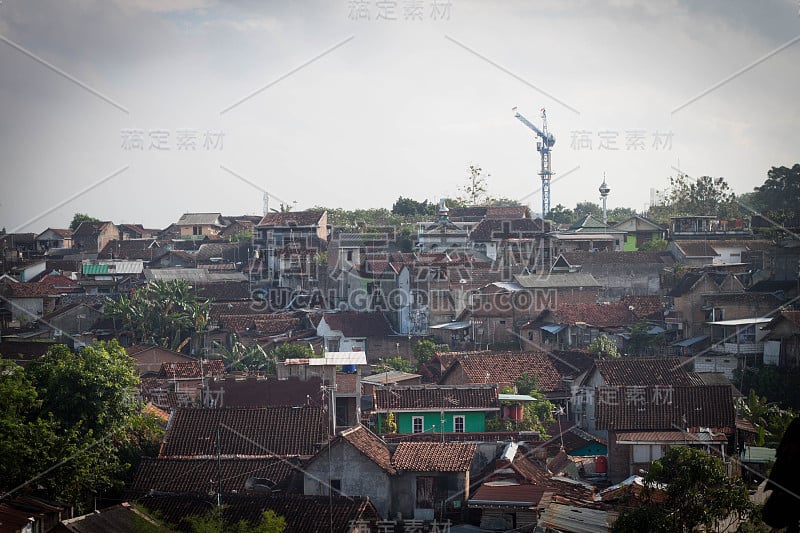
(454, 415, 465, 433)
(412, 416, 424, 433)
(632, 444, 663, 463)
(329, 479, 341, 495)
(193, 225, 202, 236)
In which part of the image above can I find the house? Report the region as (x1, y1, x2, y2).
(574, 357, 702, 433)
(372, 384, 500, 434)
(71, 221, 119, 254)
(80, 259, 145, 295)
(276, 351, 368, 431)
(303, 425, 397, 518)
(669, 215, 751, 239)
(550, 251, 672, 298)
(762, 310, 800, 367)
(702, 317, 773, 378)
(612, 215, 666, 251)
(548, 214, 627, 259)
(159, 405, 329, 458)
(158, 359, 225, 401)
(175, 212, 227, 239)
(97, 238, 167, 264)
(0, 496, 65, 533)
(667, 271, 745, 338)
(390, 441, 477, 521)
(0, 233, 37, 264)
(127, 344, 198, 375)
(520, 302, 639, 351)
(42, 301, 103, 340)
(315, 311, 396, 356)
(55, 502, 167, 532)
(595, 384, 735, 483)
(117, 223, 160, 240)
(255, 210, 328, 285)
(468, 212, 547, 269)
(469, 441, 599, 531)
(35, 228, 73, 252)
(417, 199, 469, 252)
(205, 375, 324, 408)
(439, 351, 567, 400)
(0, 273, 82, 326)
(668, 240, 721, 266)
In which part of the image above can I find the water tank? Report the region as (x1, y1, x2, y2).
(596, 455, 608, 474)
(342, 364, 357, 374)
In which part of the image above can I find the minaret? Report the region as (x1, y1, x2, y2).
(437, 198, 450, 222)
(599, 175, 611, 226)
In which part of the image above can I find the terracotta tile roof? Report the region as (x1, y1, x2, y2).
(257, 210, 325, 227)
(373, 384, 500, 411)
(37, 273, 83, 291)
(217, 314, 302, 336)
(615, 430, 728, 443)
(549, 302, 639, 328)
(560, 426, 608, 454)
(98, 239, 167, 261)
(485, 206, 532, 219)
(620, 295, 665, 320)
(560, 251, 672, 265)
(442, 351, 565, 392)
(127, 456, 299, 497)
(546, 350, 596, 380)
(392, 442, 477, 471)
(320, 311, 395, 337)
(161, 406, 328, 457)
(592, 357, 701, 387)
(338, 425, 396, 474)
(3, 282, 57, 298)
(207, 377, 323, 408)
(159, 360, 225, 379)
(595, 384, 735, 431)
(38, 227, 73, 238)
(138, 494, 380, 533)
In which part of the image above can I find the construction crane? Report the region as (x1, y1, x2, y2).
(513, 106, 556, 219)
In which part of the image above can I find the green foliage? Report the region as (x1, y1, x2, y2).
(651, 173, 738, 221)
(392, 196, 435, 217)
(104, 279, 212, 351)
(515, 372, 538, 396)
(228, 230, 253, 242)
(412, 339, 437, 367)
(186, 507, 286, 533)
(575, 201, 602, 219)
(613, 447, 755, 533)
(0, 341, 156, 513)
(638, 237, 668, 251)
(607, 206, 638, 223)
(69, 212, 101, 230)
(626, 320, 665, 356)
(214, 335, 275, 373)
(737, 388, 796, 448)
(269, 342, 315, 361)
(459, 165, 489, 206)
(376, 356, 412, 373)
(548, 204, 575, 224)
(588, 333, 620, 359)
(749, 164, 800, 212)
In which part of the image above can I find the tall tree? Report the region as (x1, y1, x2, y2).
(749, 164, 800, 212)
(459, 165, 489, 206)
(588, 333, 620, 359)
(613, 447, 755, 533)
(575, 201, 602, 219)
(105, 280, 212, 352)
(653, 173, 738, 220)
(69, 213, 101, 230)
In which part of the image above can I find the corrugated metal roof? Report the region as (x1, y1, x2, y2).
(515, 272, 601, 288)
(429, 320, 472, 330)
(82, 264, 108, 274)
(673, 334, 709, 347)
(707, 318, 772, 326)
(538, 503, 616, 533)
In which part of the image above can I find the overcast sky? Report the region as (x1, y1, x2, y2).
(1, 0, 798, 232)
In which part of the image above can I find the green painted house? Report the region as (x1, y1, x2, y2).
(373, 384, 500, 435)
(611, 215, 666, 251)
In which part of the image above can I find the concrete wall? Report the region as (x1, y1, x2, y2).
(304, 440, 393, 519)
(582, 263, 663, 298)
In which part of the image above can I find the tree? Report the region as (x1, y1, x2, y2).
(626, 320, 665, 356)
(69, 213, 100, 230)
(575, 201, 602, 219)
(105, 280, 212, 352)
(652, 173, 738, 221)
(638, 238, 668, 251)
(412, 339, 437, 367)
(392, 197, 435, 217)
(213, 336, 275, 373)
(269, 342, 315, 361)
(0, 341, 159, 512)
(748, 164, 800, 212)
(612, 446, 755, 533)
(376, 356, 412, 373)
(548, 204, 574, 224)
(186, 508, 286, 533)
(608, 206, 638, 223)
(737, 389, 796, 448)
(458, 165, 489, 206)
(588, 333, 620, 359)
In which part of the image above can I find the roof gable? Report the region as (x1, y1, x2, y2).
(257, 210, 325, 227)
(319, 311, 394, 337)
(441, 351, 564, 392)
(339, 425, 396, 474)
